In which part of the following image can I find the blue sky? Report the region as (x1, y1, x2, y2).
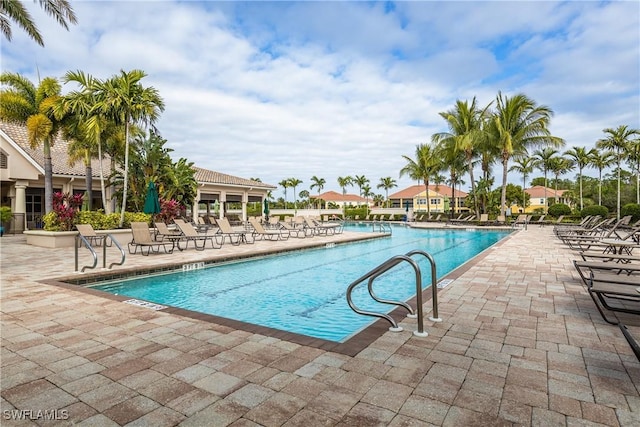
(2, 1, 638, 199)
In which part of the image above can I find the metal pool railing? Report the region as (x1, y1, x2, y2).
(75, 233, 125, 272)
(346, 249, 441, 337)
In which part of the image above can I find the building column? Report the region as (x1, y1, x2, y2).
(241, 193, 248, 222)
(220, 191, 227, 219)
(13, 181, 28, 232)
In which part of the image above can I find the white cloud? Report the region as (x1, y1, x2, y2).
(1, 0, 638, 199)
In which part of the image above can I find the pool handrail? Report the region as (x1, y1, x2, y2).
(405, 250, 441, 322)
(75, 233, 126, 272)
(347, 253, 430, 336)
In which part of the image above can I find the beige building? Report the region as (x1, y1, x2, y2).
(388, 184, 469, 213)
(510, 185, 571, 214)
(0, 121, 274, 231)
(312, 190, 372, 208)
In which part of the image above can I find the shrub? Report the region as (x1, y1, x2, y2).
(621, 203, 640, 221)
(547, 203, 572, 217)
(0, 206, 12, 224)
(580, 205, 609, 218)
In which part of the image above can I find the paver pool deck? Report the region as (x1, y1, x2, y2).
(1, 224, 639, 426)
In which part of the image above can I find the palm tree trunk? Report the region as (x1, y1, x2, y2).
(598, 169, 603, 206)
(424, 180, 430, 216)
(97, 137, 109, 214)
(579, 168, 583, 211)
(44, 140, 53, 214)
(467, 155, 479, 218)
(119, 119, 130, 228)
(500, 158, 508, 217)
(616, 158, 621, 220)
(85, 164, 93, 210)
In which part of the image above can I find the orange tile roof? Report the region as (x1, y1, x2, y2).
(389, 184, 468, 199)
(525, 185, 566, 198)
(314, 190, 368, 202)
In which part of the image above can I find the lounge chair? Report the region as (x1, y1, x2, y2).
(477, 214, 489, 225)
(278, 221, 307, 238)
(512, 214, 529, 228)
(494, 215, 506, 225)
(303, 216, 341, 236)
(128, 222, 174, 255)
(249, 217, 290, 240)
(75, 223, 106, 247)
(174, 218, 222, 250)
(215, 217, 254, 245)
(573, 260, 640, 324)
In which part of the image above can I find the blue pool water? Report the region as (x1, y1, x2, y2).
(93, 225, 510, 342)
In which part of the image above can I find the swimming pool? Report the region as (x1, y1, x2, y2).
(92, 225, 511, 342)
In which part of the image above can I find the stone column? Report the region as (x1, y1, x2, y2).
(14, 181, 28, 232)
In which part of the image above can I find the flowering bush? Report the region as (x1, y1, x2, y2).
(43, 192, 84, 231)
(156, 198, 182, 224)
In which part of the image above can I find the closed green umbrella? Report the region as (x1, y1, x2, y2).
(263, 199, 270, 219)
(143, 182, 161, 214)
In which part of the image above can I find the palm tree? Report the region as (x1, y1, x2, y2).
(564, 146, 595, 210)
(532, 148, 559, 213)
(486, 92, 564, 217)
(589, 150, 615, 206)
(309, 176, 326, 209)
(400, 143, 440, 216)
(548, 156, 574, 205)
(596, 125, 640, 219)
(627, 138, 640, 204)
(97, 70, 165, 227)
(278, 179, 290, 208)
(288, 178, 302, 213)
(353, 175, 369, 201)
(509, 156, 538, 213)
(361, 184, 373, 216)
(337, 176, 353, 215)
(433, 97, 489, 218)
(1, 0, 77, 46)
(0, 72, 65, 213)
(377, 177, 397, 208)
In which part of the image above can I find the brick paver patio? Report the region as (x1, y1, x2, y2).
(1, 225, 638, 426)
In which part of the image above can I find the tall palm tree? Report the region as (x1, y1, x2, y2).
(596, 125, 640, 219)
(309, 175, 326, 209)
(377, 177, 397, 208)
(433, 97, 489, 218)
(1, 0, 77, 46)
(57, 71, 114, 212)
(278, 179, 290, 208)
(0, 72, 65, 214)
(486, 92, 564, 217)
(548, 156, 574, 205)
(627, 138, 640, 204)
(353, 175, 369, 201)
(564, 146, 595, 210)
(532, 148, 559, 213)
(509, 156, 538, 213)
(97, 69, 164, 227)
(361, 184, 372, 215)
(288, 178, 302, 213)
(337, 176, 353, 215)
(400, 143, 440, 216)
(589, 150, 615, 206)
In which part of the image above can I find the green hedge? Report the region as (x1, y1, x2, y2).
(44, 211, 152, 231)
(621, 203, 640, 221)
(580, 205, 609, 218)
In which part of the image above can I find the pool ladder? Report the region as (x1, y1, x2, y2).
(75, 234, 126, 272)
(346, 250, 441, 337)
(371, 222, 392, 234)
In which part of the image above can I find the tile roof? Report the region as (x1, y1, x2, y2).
(314, 190, 368, 202)
(389, 184, 468, 199)
(1, 121, 275, 189)
(193, 166, 275, 189)
(525, 185, 566, 198)
(1, 120, 107, 177)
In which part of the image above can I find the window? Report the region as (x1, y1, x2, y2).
(417, 198, 426, 205)
(0, 151, 6, 169)
(430, 198, 440, 205)
(540, 198, 544, 204)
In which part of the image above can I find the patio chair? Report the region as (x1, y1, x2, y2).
(477, 214, 489, 225)
(128, 222, 174, 256)
(573, 260, 640, 325)
(494, 215, 506, 225)
(248, 217, 290, 240)
(215, 217, 254, 245)
(278, 221, 308, 238)
(174, 218, 222, 250)
(512, 214, 529, 228)
(75, 223, 106, 247)
(303, 216, 339, 236)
